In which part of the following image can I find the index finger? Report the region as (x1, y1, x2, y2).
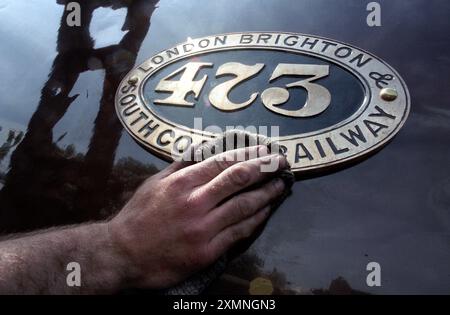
(173, 145, 270, 186)
(192, 153, 288, 210)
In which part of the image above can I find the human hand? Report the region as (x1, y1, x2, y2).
(108, 145, 288, 289)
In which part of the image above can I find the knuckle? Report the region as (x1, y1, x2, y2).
(267, 179, 283, 196)
(230, 228, 244, 243)
(257, 144, 269, 155)
(228, 165, 251, 187)
(185, 191, 201, 209)
(213, 155, 234, 172)
(234, 197, 252, 219)
(168, 173, 190, 189)
(182, 223, 207, 244)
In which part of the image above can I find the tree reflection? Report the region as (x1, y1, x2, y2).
(0, 0, 159, 233)
(0, 130, 23, 164)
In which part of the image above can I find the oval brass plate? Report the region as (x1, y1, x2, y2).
(115, 32, 410, 173)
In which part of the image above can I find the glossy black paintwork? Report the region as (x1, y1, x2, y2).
(0, 0, 449, 294)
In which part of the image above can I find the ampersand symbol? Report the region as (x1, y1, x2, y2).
(369, 72, 394, 89)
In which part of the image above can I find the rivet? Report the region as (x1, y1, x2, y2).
(380, 88, 398, 101)
(128, 76, 139, 85)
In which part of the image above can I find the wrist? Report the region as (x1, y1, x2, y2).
(74, 221, 138, 293)
(104, 220, 142, 290)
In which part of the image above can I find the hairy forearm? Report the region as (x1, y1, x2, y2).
(0, 222, 129, 294)
(0, 145, 288, 294)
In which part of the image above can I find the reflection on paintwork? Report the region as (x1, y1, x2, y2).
(0, 0, 160, 231)
(90, 7, 128, 49)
